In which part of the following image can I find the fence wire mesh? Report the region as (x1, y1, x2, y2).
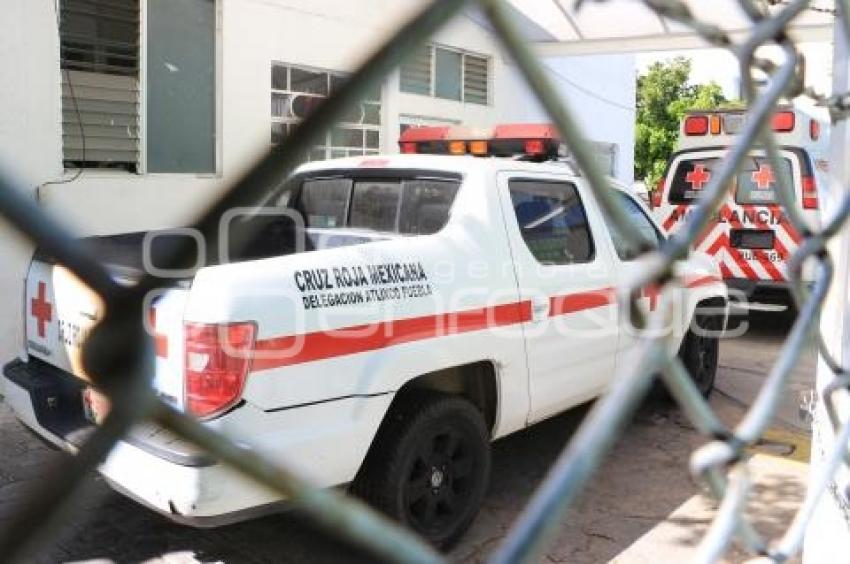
(1, 0, 849, 562)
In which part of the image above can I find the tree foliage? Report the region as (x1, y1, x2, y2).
(635, 57, 727, 188)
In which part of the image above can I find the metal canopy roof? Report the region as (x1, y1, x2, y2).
(505, 0, 835, 55)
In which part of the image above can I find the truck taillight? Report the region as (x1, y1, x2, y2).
(651, 177, 665, 208)
(802, 176, 818, 209)
(185, 322, 256, 418)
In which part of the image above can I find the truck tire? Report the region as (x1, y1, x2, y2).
(678, 312, 721, 397)
(352, 393, 491, 549)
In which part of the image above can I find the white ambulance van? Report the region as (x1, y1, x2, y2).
(651, 107, 829, 305)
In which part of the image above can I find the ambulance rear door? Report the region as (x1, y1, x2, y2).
(656, 148, 806, 284)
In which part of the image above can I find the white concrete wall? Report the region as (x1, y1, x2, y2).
(0, 0, 636, 363)
(502, 53, 637, 184)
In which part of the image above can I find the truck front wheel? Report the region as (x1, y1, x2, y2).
(352, 393, 491, 549)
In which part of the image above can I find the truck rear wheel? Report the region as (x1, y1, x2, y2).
(352, 393, 490, 549)
(679, 312, 721, 397)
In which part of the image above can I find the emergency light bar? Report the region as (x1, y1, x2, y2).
(399, 123, 564, 160)
(682, 109, 818, 140)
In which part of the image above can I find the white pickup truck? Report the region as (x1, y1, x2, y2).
(3, 131, 727, 547)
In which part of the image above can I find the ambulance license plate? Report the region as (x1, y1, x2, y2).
(730, 229, 774, 249)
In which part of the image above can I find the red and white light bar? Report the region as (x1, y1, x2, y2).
(683, 109, 819, 140)
(399, 123, 563, 160)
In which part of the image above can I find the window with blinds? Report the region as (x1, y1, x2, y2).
(462, 54, 489, 105)
(60, 0, 140, 171)
(400, 46, 432, 96)
(400, 45, 489, 105)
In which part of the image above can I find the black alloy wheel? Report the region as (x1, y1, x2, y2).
(352, 393, 490, 549)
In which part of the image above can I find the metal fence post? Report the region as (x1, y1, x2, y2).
(803, 11, 850, 561)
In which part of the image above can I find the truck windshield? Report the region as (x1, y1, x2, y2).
(298, 176, 460, 235)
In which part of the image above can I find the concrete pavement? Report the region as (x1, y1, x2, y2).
(0, 309, 814, 563)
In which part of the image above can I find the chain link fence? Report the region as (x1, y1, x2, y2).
(1, 0, 849, 562)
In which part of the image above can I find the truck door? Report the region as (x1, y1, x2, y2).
(602, 190, 669, 363)
(498, 173, 619, 423)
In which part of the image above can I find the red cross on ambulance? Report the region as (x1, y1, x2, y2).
(685, 164, 711, 190)
(751, 164, 775, 189)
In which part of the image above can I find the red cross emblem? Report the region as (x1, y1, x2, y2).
(751, 164, 775, 189)
(30, 281, 52, 338)
(685, 164, 711, 190)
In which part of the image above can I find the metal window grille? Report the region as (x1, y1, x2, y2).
(271, 62, 382, 160)
(2, 1, 850, 563)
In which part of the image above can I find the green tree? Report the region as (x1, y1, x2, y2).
(635, 57, 727, 188)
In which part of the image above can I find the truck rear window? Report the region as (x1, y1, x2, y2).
(298, 176, 459, 235)
(735, 156, 794, 205)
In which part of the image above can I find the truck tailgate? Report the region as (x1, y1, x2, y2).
(24, 257, 188, 408)
(25, 259, 104, 381)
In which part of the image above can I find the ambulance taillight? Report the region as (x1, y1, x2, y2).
(802, 176, 818, 209)
(810, 119, 821, 141)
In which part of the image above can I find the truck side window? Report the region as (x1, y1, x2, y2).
(509, 180, 594, 265)
(606, 191, 662, 261)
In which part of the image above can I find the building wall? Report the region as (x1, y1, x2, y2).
(502, 53, 637, 184)
(0, 0, 635, 363)
(0, 0, 63, 363)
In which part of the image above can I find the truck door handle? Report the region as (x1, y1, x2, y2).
(531, 296, 550, 321)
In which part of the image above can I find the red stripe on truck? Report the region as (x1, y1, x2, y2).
(251, 301, 533, 371)
(549, 287, 615, 316)
(250, 287, 622, 371)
